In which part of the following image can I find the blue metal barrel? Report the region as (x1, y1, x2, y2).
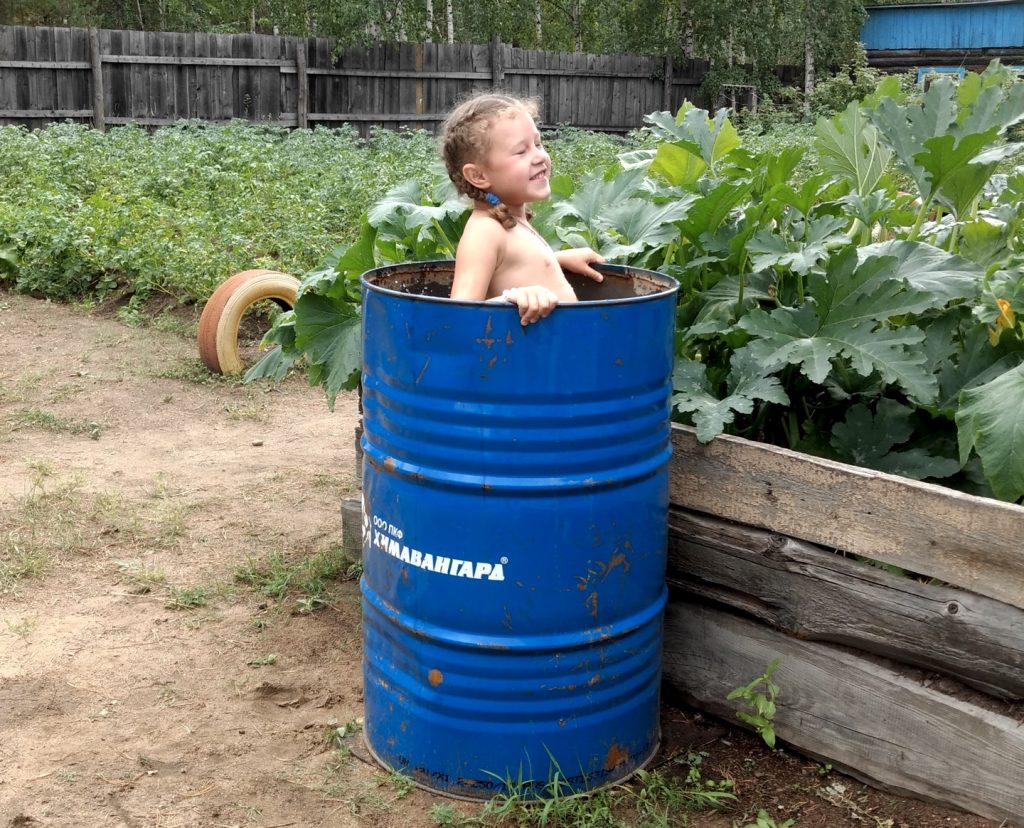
(359, 261, 677, 798)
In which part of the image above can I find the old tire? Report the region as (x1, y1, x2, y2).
(198, 269, 300, 375)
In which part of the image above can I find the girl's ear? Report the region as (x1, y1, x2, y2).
(462, 162, 489, 190)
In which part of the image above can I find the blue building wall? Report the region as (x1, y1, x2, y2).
(862, 1, 1024, 51)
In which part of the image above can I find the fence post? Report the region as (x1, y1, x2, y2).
(490, 35, 503, 88)
(295, 37, 308, 129)
(663, 54, 673, 112)
(89, 28, 105, 132)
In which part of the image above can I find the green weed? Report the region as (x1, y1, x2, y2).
(234, 545, 360, 615)
(246, 653, 277, 667)
(155, 358, 228, 385)
(165, 585, 208, 609)
(727, 659, 781, 749)
(738, 809, 796, 828)
(115, 559, 167, 594)
(1, 468, 86, 591)
(476, 751, 734, 827)
(326, 718, 363, 751)
(10, 408, 102, 439)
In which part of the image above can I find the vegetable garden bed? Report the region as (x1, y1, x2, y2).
(664, 424, 1024, 824)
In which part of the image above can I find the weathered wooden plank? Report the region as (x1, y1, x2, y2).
(128, 29, 149, 118)
(0, 29, 17, 119)
(70, 27, 90, 118)
(663, 601, 1024, 824)
(398, 41, 417, 127)
(285, 67, 489, 79)
(104, 115, 296, 127)
(669, 425, 1024, 610)
(0, 108, 91, 118)
(384, 41, 401, 131)
(192, 32, 211, 121)
(258, 36, 281, 121)
(233, 31, 255, 119)
(146, 31, 167, 121)
(88, 28, 105, 129)
(668, 508, 1024, 698)
(27, 26, 53, 122)
(306, 112, 446, 122)
(169, 30, 188, 120)
(99, 29, 119, 120)
(0, 60, 91, 69)
(502, 66, 652, 78)
(294, 37, 307, 129)
(312, 37, 331, 127)
(214, 34, 233, 121)
(102, 54, 291, 67)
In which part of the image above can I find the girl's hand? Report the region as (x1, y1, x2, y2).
(500, 285, 560, 324)
(555, 248, 606, 282)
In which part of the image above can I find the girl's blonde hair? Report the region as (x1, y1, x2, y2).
(439, 92, 540, 229)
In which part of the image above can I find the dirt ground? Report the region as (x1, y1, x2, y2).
(0, 290, 1010, 828)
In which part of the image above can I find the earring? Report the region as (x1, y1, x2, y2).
(484, 193, 500, 206)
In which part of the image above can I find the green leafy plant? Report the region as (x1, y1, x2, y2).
(255, 61, 1024, 504)
(727, 658, 781, 749)
(233, 544, 359, 614)
(738, 808, 796, 828)
(477, 750, 733, 827)
(164, 585, 208, 609)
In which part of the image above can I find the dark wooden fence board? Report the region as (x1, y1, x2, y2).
(668, 508, 1024, 698)
(664, 601, 1024, 825)
(670, 425, 1024, 610)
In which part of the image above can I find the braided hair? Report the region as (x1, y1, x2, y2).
(440, 92, 540, 230)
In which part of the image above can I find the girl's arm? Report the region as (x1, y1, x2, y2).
(451, 218, 506, 300)
(555, 247, 606, 282)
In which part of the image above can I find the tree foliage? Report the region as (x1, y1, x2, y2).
(8, 0, 866, 69)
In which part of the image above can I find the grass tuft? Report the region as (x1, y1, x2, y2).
(234, 544, 361, 615)
(10, 408, 102, 439)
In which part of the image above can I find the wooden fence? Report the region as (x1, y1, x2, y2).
(0, 25, 709, 134)
(665, 425, 1024, 824)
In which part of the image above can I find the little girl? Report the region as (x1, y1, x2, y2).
(439, 93, 606, 324)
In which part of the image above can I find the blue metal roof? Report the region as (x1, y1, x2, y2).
(863, 1, 1024, 50)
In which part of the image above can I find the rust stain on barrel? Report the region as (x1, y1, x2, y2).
(428, 669, 444, 687)
(604, 741, 630, 771)
(476, 316, 496, 348)
(415, 356, 431, 385)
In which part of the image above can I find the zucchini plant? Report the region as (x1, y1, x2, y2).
(251, 61, 1024, 503)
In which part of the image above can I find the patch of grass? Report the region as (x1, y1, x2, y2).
(223, 397, 269, 422)
(1, 466, 86, 591)
(155, 358, 233, 385)
(10, 408, 102, 439)
(4, 615, 39, 638)
(234, 544, 361, 615)
(115, 559, 167, 594)
(0, 462, 190, 592)
(246, 653, 277, 667)
(157, 683, 179, 707)
(165, 585, 208, 609)
(467, 750, 735, 828)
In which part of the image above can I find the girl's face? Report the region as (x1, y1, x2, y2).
(468, 109, 551, 208)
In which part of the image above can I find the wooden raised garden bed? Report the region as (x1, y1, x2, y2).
(664, 424, 1024, 824)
